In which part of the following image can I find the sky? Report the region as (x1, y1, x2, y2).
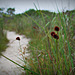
(0, 0, 75, 14)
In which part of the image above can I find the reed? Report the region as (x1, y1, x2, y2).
(3, 8, 74, 75)
(0, 18, 9, 54)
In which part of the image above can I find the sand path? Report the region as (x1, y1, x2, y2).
(0, 31, 30, 75)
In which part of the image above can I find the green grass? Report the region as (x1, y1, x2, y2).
(0, 18, 9, 55)
(3, 9, 75, 75)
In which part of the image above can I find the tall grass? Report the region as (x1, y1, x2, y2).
(0, 18, 9, 55)
(3, 9, 75, 75)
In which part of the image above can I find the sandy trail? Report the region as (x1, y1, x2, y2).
(0, 31, 30, 75)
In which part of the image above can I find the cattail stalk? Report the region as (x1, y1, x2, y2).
(55, 38, 58, 74)
(37, 56, 42, 75)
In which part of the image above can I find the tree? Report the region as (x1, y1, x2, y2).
(0, 8, 5, 18)
(0, 8, 5, 13)
(7, 8, 15, 16)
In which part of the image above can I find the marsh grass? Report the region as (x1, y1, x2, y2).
(0, 18, 9, 55)
(3, 8, 75, 75)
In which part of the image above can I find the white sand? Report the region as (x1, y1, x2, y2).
(0, 31, 30, 75)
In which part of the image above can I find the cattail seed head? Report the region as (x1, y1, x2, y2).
(51, 32, 55, 36)
(53, 34, 59, 40)
(16, 37, 20, 41)
(54, 26, 60, 31)
(33, 26, 37, 29)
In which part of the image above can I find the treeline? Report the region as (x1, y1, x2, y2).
(0, 7, 75, 19)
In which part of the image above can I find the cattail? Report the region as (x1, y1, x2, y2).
(33, 26, 37, 29)
(53, 34, 59, 40)
(51, 32, 55, 36)
(16, 37, 20, 41)
(25, 57, 27, 60)
(54, 26, 60, 31)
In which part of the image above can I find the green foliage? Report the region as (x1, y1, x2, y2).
(0, 8, 5, 12)
(6, 8, 15, 16)
(24, 9, 36, 16)
(3, 9, 75, 75)
(0, 18, 9, 54)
